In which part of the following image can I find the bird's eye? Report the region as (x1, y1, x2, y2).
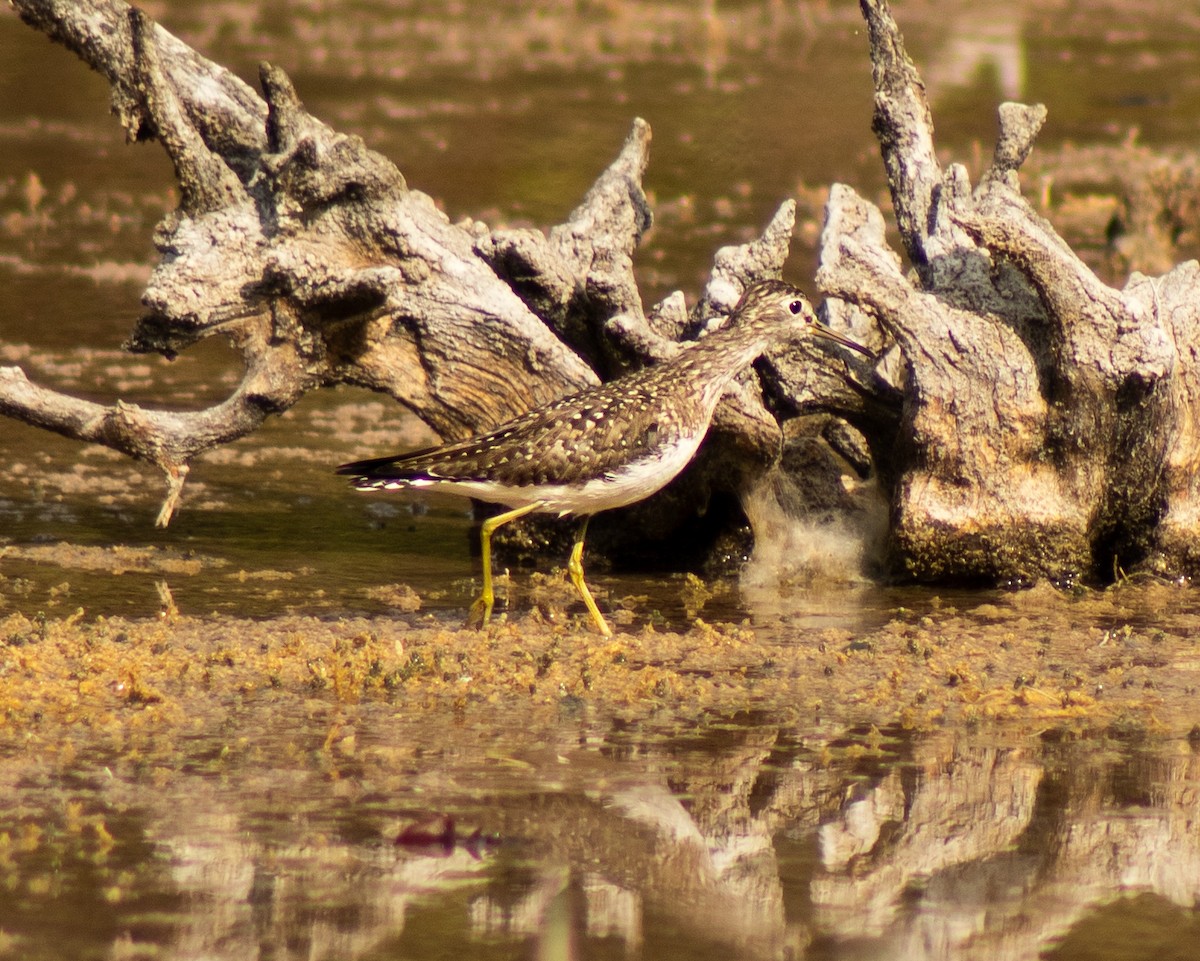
(788, 298, 804, 315)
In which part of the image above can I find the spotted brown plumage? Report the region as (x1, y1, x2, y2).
(341, 377, 697, 495)
(338, 279, 872, 635)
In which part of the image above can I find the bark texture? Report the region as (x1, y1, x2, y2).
(8, 0, 1200, 583)
(3, 0, 860, 547)
(813, 0, 1200, 583)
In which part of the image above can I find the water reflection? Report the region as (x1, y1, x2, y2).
(1, 711, 1197, 960)
(925, 7, 1027, 102)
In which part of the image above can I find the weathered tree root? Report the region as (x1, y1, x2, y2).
(10, 0, 1200, 584)
(817, 0, 1200, 583)
(4, 0, 862, 538)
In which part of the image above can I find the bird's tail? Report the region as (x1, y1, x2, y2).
(336, 446, 440, 482)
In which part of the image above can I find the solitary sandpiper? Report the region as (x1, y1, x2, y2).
(337, 279, 871, 635)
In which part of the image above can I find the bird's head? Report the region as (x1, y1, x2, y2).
(732, 279, 873, 357)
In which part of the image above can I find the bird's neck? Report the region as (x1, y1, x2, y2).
(672, 322, 778, 413)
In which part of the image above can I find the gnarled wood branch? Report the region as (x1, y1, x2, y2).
(812, 0, 1200, 582)
(4, 0, 874, 555)
(18, 0, 1198, 585)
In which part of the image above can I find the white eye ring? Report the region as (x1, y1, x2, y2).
(787, 298, 805, 315)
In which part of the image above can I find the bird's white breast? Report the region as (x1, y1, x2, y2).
(555, 431, 705, 515)
(374, 431, 706, 516)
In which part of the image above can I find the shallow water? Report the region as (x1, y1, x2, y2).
(4, 1, 1200, 958)
(2, 701, 1199, 961)
(6, 0, 1200, 620)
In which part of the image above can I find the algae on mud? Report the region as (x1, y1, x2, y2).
(3, 577, 1199, 750)
(1, 584, 1200, 961)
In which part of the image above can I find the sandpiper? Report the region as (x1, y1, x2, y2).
(338, 280, 871, 635)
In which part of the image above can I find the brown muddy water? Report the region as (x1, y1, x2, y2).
(3, 1, 1200, 958)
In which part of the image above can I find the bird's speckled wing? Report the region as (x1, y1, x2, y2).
(337, 367, 706, 489)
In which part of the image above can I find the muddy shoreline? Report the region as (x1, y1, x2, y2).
(5, 577, 1198, 762)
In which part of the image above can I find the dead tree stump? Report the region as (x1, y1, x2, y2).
(6, 0, 1200, 586)
(814, 0, 1200, 585)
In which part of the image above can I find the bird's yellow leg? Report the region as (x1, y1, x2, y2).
(466, 501, 544, 630)
(567, 516, 612, 637)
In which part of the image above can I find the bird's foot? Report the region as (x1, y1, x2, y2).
(465, 595, 493, 631)
(588, 610, 613, 637)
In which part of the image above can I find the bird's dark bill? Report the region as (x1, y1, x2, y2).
(811, 323, 874, 358)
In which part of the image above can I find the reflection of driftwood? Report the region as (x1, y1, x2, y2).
(816, 0, 1200, 582)
(8, 0, 1200, 582)
(11, 704, 1199, 960)
(2, 0, 862, 551)
(801, 739, 1200, 961)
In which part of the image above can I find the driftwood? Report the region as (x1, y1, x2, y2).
(816, 0, 1200, 584)
(2, 0, 847, 558)
(5, 0, 1200, 584)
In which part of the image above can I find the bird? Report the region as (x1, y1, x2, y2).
(337, 279, 872, 636)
